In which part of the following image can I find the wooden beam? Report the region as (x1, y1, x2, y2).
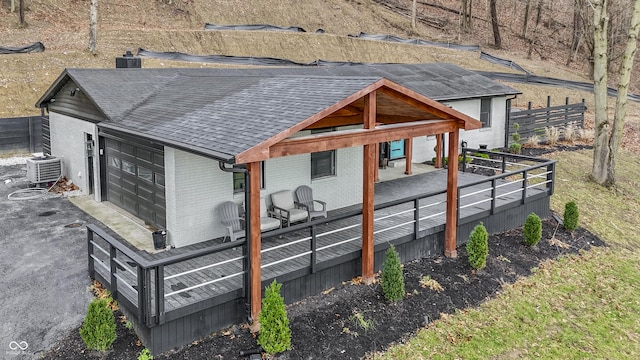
(445, 131, 459, 258)
(263, 120, 458, 162)
(404, 138, 413, 175)
(374, 142, 380, 182)
(435, 134, 443, 168)
(362, 92, 376, 284)
(247, 162, 262, 322)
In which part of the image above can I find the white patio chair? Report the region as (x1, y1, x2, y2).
(270, 190, 309, 227)
(295, 185, 327, 220)
(218, 201, 245, 242)
(259, 197, 281, 232)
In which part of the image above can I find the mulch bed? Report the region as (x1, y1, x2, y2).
(42, 217, 604, 360)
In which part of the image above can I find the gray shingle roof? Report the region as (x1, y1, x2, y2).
(38, 63, 519, 161)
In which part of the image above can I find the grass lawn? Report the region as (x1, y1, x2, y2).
(377, 149, 640, 359)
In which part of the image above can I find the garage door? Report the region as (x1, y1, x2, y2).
(104, 137, 166, 229)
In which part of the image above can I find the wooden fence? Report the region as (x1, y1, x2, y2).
(0, 116, 45, 155)
(507, 96, 586, 145)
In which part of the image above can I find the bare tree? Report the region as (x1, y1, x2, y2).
(411, 0, 417, 29)
(89, 0, 98, 55)
(592, 0, 640, 186)
(522, 0, 532, 38)
(490, 0, 502, 48)
(459, 0, 473, 34)
(567, 0, 584, 65)
(19, 0, 25, 26)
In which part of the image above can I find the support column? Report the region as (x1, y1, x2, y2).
(404, 138, 413, 175)
(435, 133, 443, 168)
(362, 91, 376, 284)
(247, 162, 262, 323)
(374, 142, 380, 182)
(445, 131, 459, 258)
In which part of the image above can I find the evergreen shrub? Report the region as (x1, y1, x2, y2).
(258, 280, 291, 355)
(563, 201, 579, 231)
(523, 213, 542, 246)
(381, 244, 405, 301)
(79, 298, 117, 352)
(467, 223, 489, 270)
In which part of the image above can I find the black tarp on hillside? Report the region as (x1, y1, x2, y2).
(204, 23, 325, 33)
(348, 32, 482, 52)
(0, 42, 45, 54)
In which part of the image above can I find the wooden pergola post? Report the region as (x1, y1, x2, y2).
(404, 138, 413, 175)
(435, 133, 443, 168)
(374, 142, 380, 182)
(362, 91, 376, 284)
(247, 162, 262, 323)
(444, 131, 459, 258)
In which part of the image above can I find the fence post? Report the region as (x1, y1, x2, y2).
(491, 178, 497, 214)
(565, 97, 569, 124)
(144, 268, 153, 327)
(501, 154, 507, 173)
(109, 245, 118, 301)
(28, 116, 34, 153)
(137, 265, 145, 324)
(243, 239, 250, 300)
(87, 228, 95, 279)
(522, 170, 528, 204)
(547, 162, 555, 195)
(310, 225, 317, 274)
(413, 198, 420, 239)
(155, 265, 165, 325)
(461, 147, 468, 172)
(546, 96, 551, 122)
(581, 99, 586, 128)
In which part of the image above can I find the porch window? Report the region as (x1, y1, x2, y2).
(233, 162, 265, 193)
(311, 128, 336, 179)
(480, 97, 492, 127)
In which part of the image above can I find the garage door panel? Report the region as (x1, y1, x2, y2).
(105, 136, 165, 229)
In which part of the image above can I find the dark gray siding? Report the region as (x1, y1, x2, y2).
(0, 116, 43, 154)
(48, 79, 106, 122)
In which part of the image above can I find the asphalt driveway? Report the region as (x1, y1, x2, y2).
(0, 161, 94, 359)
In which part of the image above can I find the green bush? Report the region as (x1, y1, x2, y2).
(509, 143, 522, 154)
(563, 201, 579, 231)
(79, 298, 117, 352)
(474, 152, 490, 159)
(523, 213, 542, 246)
(258, 280, 291, 355)
(381, 244, 405, 301)
(466, 223, 489, 270)
(138, 348, 154, 360)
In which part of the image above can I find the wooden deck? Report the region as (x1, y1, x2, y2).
(87, 152, 555, 354)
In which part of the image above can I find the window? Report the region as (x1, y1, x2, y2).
(233, 162, 265, 193)
(310, 128, 336, 179)
(121, 160, 136, 175)
(480, 98, 492, 128)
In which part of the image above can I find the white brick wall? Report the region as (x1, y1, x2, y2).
(412, 97, 508, 162)
(48, 112, 100, 199)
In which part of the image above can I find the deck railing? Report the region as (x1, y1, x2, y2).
(87, 149, 555, 327)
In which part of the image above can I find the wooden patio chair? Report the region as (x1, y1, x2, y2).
(295, 185, 327, 220)
(270, 190, 309, 227)
(218, 201, 245, 242)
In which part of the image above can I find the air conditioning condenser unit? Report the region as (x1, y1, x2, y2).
(26, 156, 62, 184)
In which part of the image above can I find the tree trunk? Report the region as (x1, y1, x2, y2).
(490, 0, 502, 48)
(11, 0, 15, 12)
(89, 0, 98, 55)
(592, 0, 610, 185)
(459, 0, 472, 34)
(411, 0, 417, 29)
(567, 0, 583, 65)
(606, 0, 640, 184)
(522, 0, 531, 38)
(19, 0, 25, 26)
(535, 0, 544, 27)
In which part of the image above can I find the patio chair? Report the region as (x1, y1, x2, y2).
(218, 201, 245, 242)
(259, 197, 281, 232)
(295, 185, 327, 220)
(270, 190, 309, 227)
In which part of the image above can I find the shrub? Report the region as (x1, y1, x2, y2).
(509, 143, 522, 154)
(79, 298, 117, 352)
(466, 223, 489, 270)
(563, 201, 579, 231)
(138, 348, 154, 360)
(473, 152, 490, 159)
(512, 122, 521, 143)
(562, 122, 576, 144)
(523, 213, 542, 246)
(525, 134, 540, 147)
(258, 280, 291, 355)
(381, 244, 405, 301)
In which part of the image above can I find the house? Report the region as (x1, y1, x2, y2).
(36, 63, 550, 354)
(35, 63, 520, 249)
